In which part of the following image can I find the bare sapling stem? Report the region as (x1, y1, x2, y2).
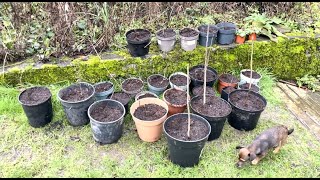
(249, 40, 254, 90)
(187, 64, 191, 138)
(203, 25, 210, 105)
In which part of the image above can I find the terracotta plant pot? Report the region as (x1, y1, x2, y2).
(235, 35, 245, 44)
(130, 97, 169, 142)
(162, 88, 188, 117)
(217, 73, 239, 94)
(248, 33, 257, 41)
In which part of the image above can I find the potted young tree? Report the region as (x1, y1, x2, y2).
(189, 64, 218, 89)
(179, 27, 200, 51)
(156, 28, 176, 53)
(93, 81, 114, 101)
(18, 86, 53, 128)
(197, 24, 219, 47)
(191, 85, 215, 97)
(126, 29, 152, 57)
(235, 29, 247, 44)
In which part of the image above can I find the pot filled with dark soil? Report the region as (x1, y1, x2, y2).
(156, 28, 176, 52)
(198, 24, 219, 47)
(217, 73, 239, 94)
(147, 74, 169, 95)
(135, 91, 158, 101)
(169, 72, 190, 91)
(57, 82, 95, 126)
(179, 27, 200, 51)
(18, 86, 53, 128)
(216, 22, 237, 45)
(88, 99, 126, 144)
(163, 88, 188, 116)
(163, 113, 211, 167)
(191, 85, 216, 97)
(221, 86, 236, 101)
(190, 94, 232, 140)
(240, 69, 262, 85)
(189, 64, 218, 89)
(228, 89, 267, 131)
(110, 91, 131, 113)
(126, 29, 151, 57)
(238, 83, 260, 93)
(93, 81, 114, 101)
(130, 98, 169, 142)
(121, 78, 144, 98)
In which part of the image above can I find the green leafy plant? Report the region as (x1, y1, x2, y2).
(296, 74, 320, 92)
(236, 29, 247, 37)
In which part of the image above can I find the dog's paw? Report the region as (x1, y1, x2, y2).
(273, 148, 280, 154)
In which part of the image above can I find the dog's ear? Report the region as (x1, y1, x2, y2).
(236, 145, 245, 149)
(249, 153, 257, 161)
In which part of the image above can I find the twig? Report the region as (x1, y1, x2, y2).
(203, 25, 210, 105)
(2, 52, 8, 78)
(187, 64, 191, 138)
(249, 40, 254, 89)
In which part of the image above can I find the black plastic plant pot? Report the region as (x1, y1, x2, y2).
(198, 25, 219, 47)
(88, 99, 126, 144)
(57, 82, 95, 127)
(18, 87, 53, 128)
(126, 29, 151, 57)
(221, 86, 236, 102)
(189, 64, 218, 89)
(227, 90, 267, 131)
(190, 95, 232, 141)
(163, 113, 211, 167)
(216, 22, 237, 45)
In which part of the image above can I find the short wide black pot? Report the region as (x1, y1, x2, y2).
(163, 113, 211, 167)
(88, 99, 126, 144)
(189, 64, 218, 89)
(190, 95, 232, 141)
(227, 90, 267, 131)
(198, 25, 218, 47)
(126, 29, 151, 57)
(18, 87, 53, 128)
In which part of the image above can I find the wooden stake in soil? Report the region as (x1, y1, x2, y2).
(203, 25, 210, 105)
(187, 65, 191, 138)
(249, 40, 254, 90)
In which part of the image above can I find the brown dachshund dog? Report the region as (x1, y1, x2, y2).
(235, 125, 294, 168)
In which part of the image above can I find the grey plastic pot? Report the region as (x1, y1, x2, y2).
(156, 28, 176, 52)
(147, 74, 169, 95)
(216, 22, 237, 45)
(88, 99, 126, 144)
(179, 28, 200, 51)
(169, 72, 191, 91)
(198, 25, 219, 47)
(93, 81, 114, 101)
(57, 82, 95, 126)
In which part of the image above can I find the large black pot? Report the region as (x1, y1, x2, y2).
(126, 29, 151, 57)
(189, 64, 218, 89)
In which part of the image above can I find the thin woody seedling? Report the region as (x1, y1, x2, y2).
(203, 25, 210, 104)
(187, 64, 191, 138)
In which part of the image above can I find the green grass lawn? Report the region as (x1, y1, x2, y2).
(0, 69, 319, 178)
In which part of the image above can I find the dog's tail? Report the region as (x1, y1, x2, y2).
(288, 128, 294, 135)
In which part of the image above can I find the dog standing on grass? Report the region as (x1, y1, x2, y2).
(235, 125, 294, 168)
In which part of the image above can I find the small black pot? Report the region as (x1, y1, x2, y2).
(163, 113, 211, 167)
(198, 25, 219, 47)
(221, 86, 236, 102)
(228, 90, 267, 131)
(216, 22, 237, 45)
(18, 87, 53, 128)
(126, 29, 151, 57)
(189, 64, 218, 90)
(88, 99, 126, 144)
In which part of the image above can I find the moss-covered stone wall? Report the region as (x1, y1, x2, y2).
(1, 37, 320, 87)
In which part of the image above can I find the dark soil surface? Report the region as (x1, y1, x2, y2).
(199, 26, 218, 33)
(239, 83, 260, 93)
(157, 28, 176, 38)
(242, 70, 261, 79)
(164, 88, 187, 105)
(148, 74, 169, 88)
(229, 91, 265, 111)
(60, 85, 93, 102)
(180, 28, 199, 37)
(192, 85, 215, 96)
(110, 92, 131, 105)
(122, 79, 143, 92)
(222, 27, 236, 30)
(94, 82, 113, 93)
(170, 74, 187, 86)
(133, 104, 166, 121)
(165, 117, 209, 141)
(223, 86, 236, 94)
(190, 68, 216, 82)
(20, 87, 51, 105)
(219, 73, 239, 83)
(191, 95, 231, 117)
(137, 93, 157, 100)
(127, 30, 150, 42)
(90, 103, 123, 122)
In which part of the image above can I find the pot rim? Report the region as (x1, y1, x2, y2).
(190, 94, 232, 118)
(110, 91, 131, 105)
(163, 113, 211, 143)
(121, 77, 144, 94)
(18, 86, 52, 106)
(169, 72, 191, 87)
(240, 69, 262, 80)
(135, 91, 159, 101)
(88, 99, 126, 124)
(218, 73, 239, 85)
(94, 81, 114, 93)
(198, 24, 219, 36)
(147, 74, 169, 88)
(162, 88, 189, 107)
(228, 89, 267, 113)
(57, 82, 95, 104)
(156, 28, 176, 41)
(189, 65, 218, 83)
(179, 27, 200, 38)
(125, 29, 151, 44)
